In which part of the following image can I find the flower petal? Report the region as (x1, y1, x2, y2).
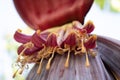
(31, 31, 45, 48)
(84, 35, 97, 49)
(46, 33, 58, 47)
(63, 32, 77, 46)
(14, 29, 31, 44)
(83, 21, 95, 33)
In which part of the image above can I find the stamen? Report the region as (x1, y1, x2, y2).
(17, 42, 34, 62)
(13, 68, 19, 78)
(37, 57, 44, 74)
(25, 55, 35, 63)
(37, 44, 46, 58)
(43, 47, 53, 58)
(85, 52, 90, 67)
(57, 48, 64, 54)
(57, 48, 68, 55)
(81, 39, 86, 53)
(46, 47, 56, 70)
(18, 65, 26, 74)
(65, 49, 70, 68)
(24, 41, 34, 48)
(17, 47, 27, 62)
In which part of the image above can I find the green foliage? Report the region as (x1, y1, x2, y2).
(95, 0, 105, 9)
(95, 0, 120, 12)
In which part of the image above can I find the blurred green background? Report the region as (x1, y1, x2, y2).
(0, 0, 120, 80)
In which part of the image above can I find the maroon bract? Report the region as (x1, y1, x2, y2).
(13, 0, 93, 30)
(13, 21, 97, 77)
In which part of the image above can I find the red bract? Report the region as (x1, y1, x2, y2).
(13, 21, 97, 77)
(13, 0, 93, 30)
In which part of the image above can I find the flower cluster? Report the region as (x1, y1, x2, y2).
(13, 20, 97, 77)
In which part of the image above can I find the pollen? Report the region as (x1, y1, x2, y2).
(13, 20, 97, 78)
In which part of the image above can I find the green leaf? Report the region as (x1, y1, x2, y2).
(95, 0, 105, 9)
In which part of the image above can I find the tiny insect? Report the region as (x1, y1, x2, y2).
(13, 20, 97, 78)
